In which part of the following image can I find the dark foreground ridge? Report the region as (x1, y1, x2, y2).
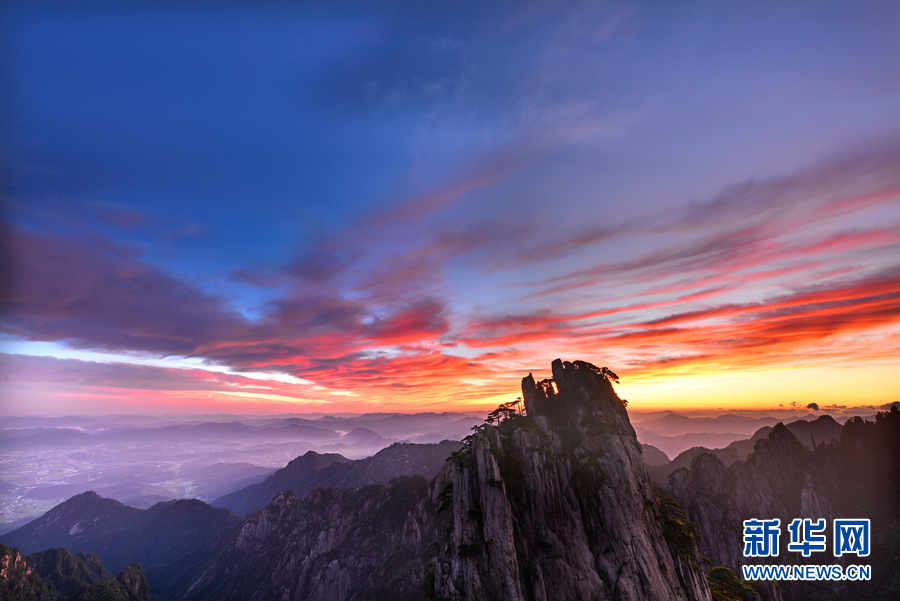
(178, 359, 712, 601)
(669, 405, 900, 601)
(0, 544, 150, 601)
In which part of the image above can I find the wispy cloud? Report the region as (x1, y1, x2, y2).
(4, 136, 900, 410)
(0, 222, 249, 356)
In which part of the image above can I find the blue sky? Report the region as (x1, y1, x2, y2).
(2, 0, 899, 414)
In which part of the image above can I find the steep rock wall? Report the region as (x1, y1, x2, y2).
(431, 359, 711, 601)
(181, 359, 713, 601)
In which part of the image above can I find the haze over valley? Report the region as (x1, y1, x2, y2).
(0, 412, 481, 532)
(1, 0, 897, 599)
(2, 361, 897, 601)
(3, 402, 891, 534)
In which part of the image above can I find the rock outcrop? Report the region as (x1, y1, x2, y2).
(182, 476, 443, 601)
(0, 545, 150, 601)
(0, 544, 52, 600)
(668, 406, 900, 600)
(68, 563, 150, 601)
(431, 359, 711, 601)
(175, 359, 712, 601)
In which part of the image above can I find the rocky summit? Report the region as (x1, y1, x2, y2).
(176, 359, 712, 601)
(430, 359, 710, 601)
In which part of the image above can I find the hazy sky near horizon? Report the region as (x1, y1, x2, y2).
(2, 0, 899, 415)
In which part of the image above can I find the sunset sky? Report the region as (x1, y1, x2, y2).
(2, 0, 898, 416)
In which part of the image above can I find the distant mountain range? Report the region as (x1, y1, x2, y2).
(644, 414, 844, 486)
(212, 440, 461, 516)
(2, 367, 896, 600)
(0, 411, 485, 534)
(1, 494, 241, 575)
(0, 422, 339, 452)
(632, 411, 852, 457)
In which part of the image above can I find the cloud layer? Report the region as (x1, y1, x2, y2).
(3, 2, 899, 413)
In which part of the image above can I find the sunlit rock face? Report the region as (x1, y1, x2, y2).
(180, 359, 712, 601)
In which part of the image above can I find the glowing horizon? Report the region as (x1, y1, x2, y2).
(1, 1, 898, 417)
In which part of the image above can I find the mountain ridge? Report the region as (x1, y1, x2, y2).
(175, 359, 713, 601)
(212, 440, 461, 516)
(0, 494, 240, 574)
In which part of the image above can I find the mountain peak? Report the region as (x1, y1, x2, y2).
(521, 358, 626, 422)
(428, 359, 710, 600)
(179, 360, 710, 601)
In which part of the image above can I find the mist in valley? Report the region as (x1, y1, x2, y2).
(0, 412, 482, 533)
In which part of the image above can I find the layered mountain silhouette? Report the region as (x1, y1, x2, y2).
(212, 440, 461, 516)
(211, 451, 350, 516)
(646, 414, 843, 486)
(172, 360, 713, 601)
(3, 361, 896, 601)
(1, 494, 240, 575)
(668, 406, 900, 601)
(1, 440, 466, 600)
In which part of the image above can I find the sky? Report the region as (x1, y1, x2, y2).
(1, 0, 898, 416)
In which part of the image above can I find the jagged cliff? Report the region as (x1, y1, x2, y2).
(0, 544, 150, 601)
(668, 423, 827, 575)
(182, 476, 441, 601)
(430, 359, 711, 601)
(668, 407, 900, 601)
(178, 359, 712, 601)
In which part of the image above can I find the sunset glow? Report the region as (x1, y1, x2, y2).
(1, 1, 898, 416)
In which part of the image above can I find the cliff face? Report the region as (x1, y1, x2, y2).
(668, 407, 900, 601)
(177, 359, 712, 601)
(667, 424, 836, 574)
(0, 545, 150, 601)
(182, 476, 442, 601)
(431, 359, 711, 601)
